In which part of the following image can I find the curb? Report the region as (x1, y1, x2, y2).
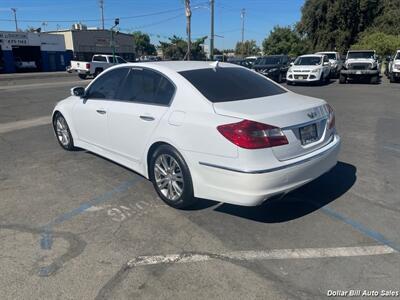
(0, 72, 75, 82)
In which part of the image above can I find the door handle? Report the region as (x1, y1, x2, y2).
(139, 115, 155, 121)
(96, 109, 106, 115)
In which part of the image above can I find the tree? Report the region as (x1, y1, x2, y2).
(370, 0, 400, 35)
(262, 26, 309, 57)
(234, 40, 260, 56)
(297, 0, 382, 52)
(352, 32, 400, 57)
(132, 31, 157, 56)
(159, 35, 207, 60)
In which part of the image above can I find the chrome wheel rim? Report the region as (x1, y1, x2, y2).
(55, 116, 70, 146)
(154, 154, 184, 201)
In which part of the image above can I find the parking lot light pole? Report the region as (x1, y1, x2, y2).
(110, 18, 120, 62)
(11, 8, 18, 31)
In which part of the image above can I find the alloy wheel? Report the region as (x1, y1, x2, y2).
(55, 116, 70, 147)
(154, 154, 184, 201)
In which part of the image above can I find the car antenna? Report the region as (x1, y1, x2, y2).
(210, 60, 219, 69)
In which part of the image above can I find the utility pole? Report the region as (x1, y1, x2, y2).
(99, 0, 105, 30)
(11, 8, 18, 31)
(240, 8, 245, 57)
(42, 21, 48, 32)
(184, 0, 192, 60)
(210, 0, 214, 60)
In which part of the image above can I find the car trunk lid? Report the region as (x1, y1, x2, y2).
(213, 92, 333, 161)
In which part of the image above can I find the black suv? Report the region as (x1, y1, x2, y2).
(252, 55, 290, 83)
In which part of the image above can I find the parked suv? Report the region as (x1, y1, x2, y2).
(286, 54, 331, 85)
(252, 55, 290, 83)
(340, 50, 379, 84)
(387, 50, 400, 83)
(315, 51, 342, 78)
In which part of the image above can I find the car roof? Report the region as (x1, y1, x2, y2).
(316, 51, 337, 54)
(347, 50, 375, 52)
(298, 54, 324, 58)
(260, 55, 287, 57)
(117, 61, 239, 72)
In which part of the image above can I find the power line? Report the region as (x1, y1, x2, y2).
(0, 7, 184, 23)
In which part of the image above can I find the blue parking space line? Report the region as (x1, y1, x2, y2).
(319, 205, 400, 253)
(39, 177, 141, 250)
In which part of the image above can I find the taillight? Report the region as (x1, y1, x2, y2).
(217, 119, 288, 149)
(326, 104, 335, 129)
(86, 63, 90, 69)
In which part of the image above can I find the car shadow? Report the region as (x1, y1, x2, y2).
(209, 161, 356, 223)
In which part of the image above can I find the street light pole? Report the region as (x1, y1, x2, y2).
(110, 18, 119, 62)
(11, 8, 18, 31)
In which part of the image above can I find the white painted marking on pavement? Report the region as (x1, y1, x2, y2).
(127, 245, 397, 267)
(0, 80, 87, 91)
(0, 116, 50, 134)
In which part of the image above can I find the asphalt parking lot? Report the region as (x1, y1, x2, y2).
(0, 73, 399, 299)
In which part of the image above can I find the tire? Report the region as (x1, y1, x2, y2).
(390, 74, 396, 83)
(53, 113, 76, 151)
(339, 74, 346, 84)
(370, 75, 378, 84)
(78, 73, 87, 80)
(318, 74, 324, 85)
(149, 145, 197, 209)
(93, 68, 103, 78)
(277, 72, 283, 83)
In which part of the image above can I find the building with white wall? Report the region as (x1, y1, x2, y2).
(49, 29, 136, 62)
(0, 31, 68, 73)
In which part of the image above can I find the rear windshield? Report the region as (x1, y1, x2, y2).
(179, 67, 286, 103)
(255, 57, 282, 65)
(318, 53, 336, 60)
(347, 51, 375, 59)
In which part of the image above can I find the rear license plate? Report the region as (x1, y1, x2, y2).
(356, 71, 362, 75)
(299, 124, 318, 145)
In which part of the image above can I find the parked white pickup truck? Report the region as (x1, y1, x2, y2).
(70, 54, 127, 79)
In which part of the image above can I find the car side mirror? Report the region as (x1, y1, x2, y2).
(71, 86, 85, 98)
(290, 62, 294, 66)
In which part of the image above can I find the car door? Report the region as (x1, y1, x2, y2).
(72, 67, 129, 149)
(322, 56, 330, 78)
(107, 67, 175, 165)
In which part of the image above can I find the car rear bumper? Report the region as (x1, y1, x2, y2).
(191, 134, 341, 206)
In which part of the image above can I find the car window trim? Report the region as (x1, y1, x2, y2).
(85, 67, 130, 100)
(112, 66, 177, 107)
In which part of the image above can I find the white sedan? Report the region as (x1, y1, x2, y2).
(53, 61, 340, 209)
(287, 54, 331, 85)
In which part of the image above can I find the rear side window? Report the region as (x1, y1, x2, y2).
(118, 68, 175, 105)
(179, 67, 286, 103)
(86, 68, 129, 99)
(93, 55, 107, 62)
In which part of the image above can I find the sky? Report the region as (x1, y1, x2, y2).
(0, 0, 304, 50)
